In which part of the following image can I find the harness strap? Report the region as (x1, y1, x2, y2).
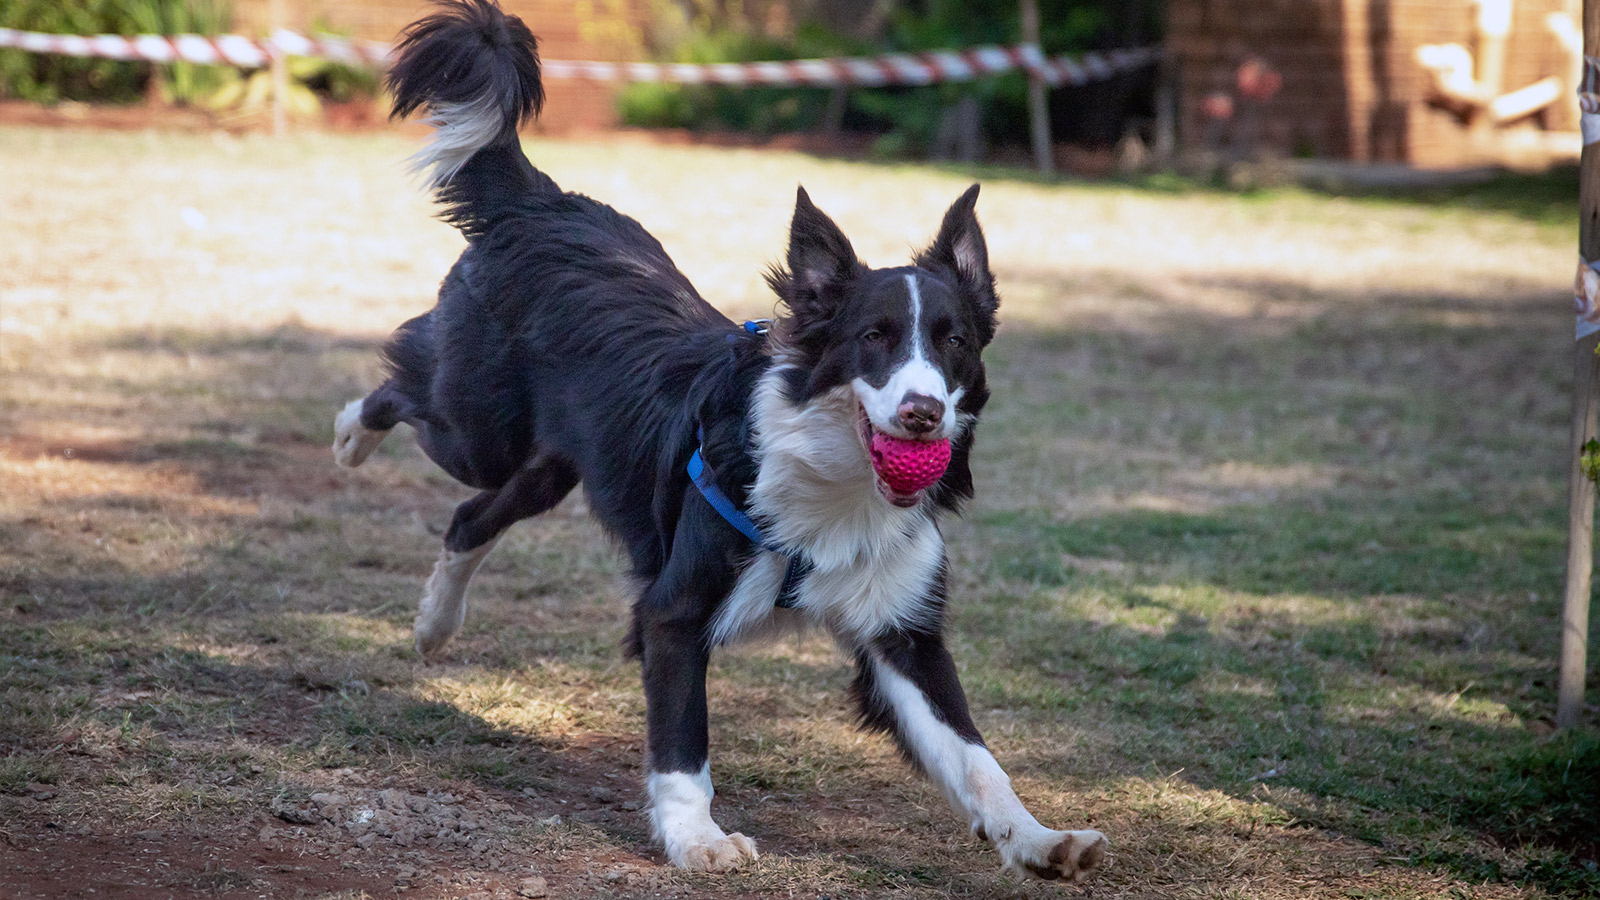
(687, 446, 770, 548)
(689, 319, 806, 610)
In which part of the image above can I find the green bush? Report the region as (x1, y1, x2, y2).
(618, 25, 857, 134)
(616, 0, 1129, 154)
(0, 0, 233, 105)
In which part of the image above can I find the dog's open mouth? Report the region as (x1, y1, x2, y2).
(857, 406, 952, 508)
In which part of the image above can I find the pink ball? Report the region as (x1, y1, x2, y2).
(869, 432, 952, 495)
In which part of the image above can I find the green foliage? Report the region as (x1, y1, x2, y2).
(1582, 437, 1600, 485)
(206, 53, 379, 121)
(0, 0, 150, 103)
(616, 0, 1131, 155)
(0, 1, 379, 114)
(119, 0, 233, 106)
(618, 23, 860, 133)
(0, 0, 233, 105)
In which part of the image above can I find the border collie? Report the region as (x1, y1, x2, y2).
(332, 0, 1105, 881)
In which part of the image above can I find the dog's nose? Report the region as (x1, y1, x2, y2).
(897, 393, 945, 434)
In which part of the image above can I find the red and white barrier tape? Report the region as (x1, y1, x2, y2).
(0, 27, 1156, 88)
(0, 28, 391, 68)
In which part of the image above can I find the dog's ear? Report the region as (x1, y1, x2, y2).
(772, 186, 860, 324)
(917, 184, 998, 343)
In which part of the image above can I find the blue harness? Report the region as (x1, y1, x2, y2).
(686, 320, 811, 609)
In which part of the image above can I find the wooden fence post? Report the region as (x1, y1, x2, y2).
(269, 0, 288, 137)
(1558, 0, 1600, 729)
(1020, 0, 1054, 174)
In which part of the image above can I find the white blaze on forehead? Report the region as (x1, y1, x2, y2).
(852, 273, 964, 438)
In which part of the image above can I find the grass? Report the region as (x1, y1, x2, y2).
(0, 123, 1594, 899)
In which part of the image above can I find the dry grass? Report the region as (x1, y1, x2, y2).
(0, 124, 1593, 899)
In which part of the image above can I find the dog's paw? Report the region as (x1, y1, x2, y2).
(413, 609, 460, 658)
(1002, 828, 1106, 883)
(332, 398, 389, 468)
(412, 542, 498, 658)
(667, 832, 758, 871)
(413, 553, 468, 656)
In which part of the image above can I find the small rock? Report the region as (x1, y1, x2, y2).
(271, 798, 320, 825)
(586, 785, 615, 803)
(517, 876, 549, 898)
(538, 815, 562, 827)
(26, 784, 56, 800)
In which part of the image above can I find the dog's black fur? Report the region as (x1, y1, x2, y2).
(336, 0, 1106, 879)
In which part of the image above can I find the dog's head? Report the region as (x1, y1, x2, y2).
(765, 185, 997, 510)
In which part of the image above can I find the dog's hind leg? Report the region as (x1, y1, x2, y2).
(332, 382, 407, 468)
(414, 455, 580, 656)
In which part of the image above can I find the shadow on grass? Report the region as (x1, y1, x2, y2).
(2, 272, 1596, 894)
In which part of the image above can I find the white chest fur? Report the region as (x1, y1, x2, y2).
(707, 369, 945, 646)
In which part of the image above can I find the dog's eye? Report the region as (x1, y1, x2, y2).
(948, 335, 966, 348)
(862, 329, 884, 343)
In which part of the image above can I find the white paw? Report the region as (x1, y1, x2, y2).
(649, 767, 758, 872)
(998, 827, 1107, 883)
(414, 563, 468, 656)
(665, 831, 759, 871)
(332, 398, 389, 468)
(413, 541, 497, 657)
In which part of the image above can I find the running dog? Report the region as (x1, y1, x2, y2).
(333, 0, 1106, 881)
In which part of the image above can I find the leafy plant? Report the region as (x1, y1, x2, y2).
(117, 0, 233, 106)
(616, 0, 1131, 156)
(205, 20, 380, 122)
(0, 0, 235, 105)
(0, 0, 150, 104)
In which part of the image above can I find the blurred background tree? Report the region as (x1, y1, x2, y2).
(615, 0, 1165, 161)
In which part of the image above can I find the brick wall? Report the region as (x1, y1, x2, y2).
(1168, 0, 1357, 159)
(231, 0, 641, 132)
(1379, 0, 1574, 166)
(1168, 0, 1577, 166)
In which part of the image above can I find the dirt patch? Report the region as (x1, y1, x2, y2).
(2, 781, 686, 900)
(0, 823, 380, 900)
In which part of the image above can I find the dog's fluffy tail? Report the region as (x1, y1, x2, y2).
(387, 0, 551, 234)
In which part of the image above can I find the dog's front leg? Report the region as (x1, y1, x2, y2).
(856, 629, 1107, 882)
(636, 611, 758, 871)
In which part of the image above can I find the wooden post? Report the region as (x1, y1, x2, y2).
(1152, 54, 1176, 168)
(1020, 0, 1054, 174)
(269, 0, 288, 137)
(1558, 0, 1600, 729)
